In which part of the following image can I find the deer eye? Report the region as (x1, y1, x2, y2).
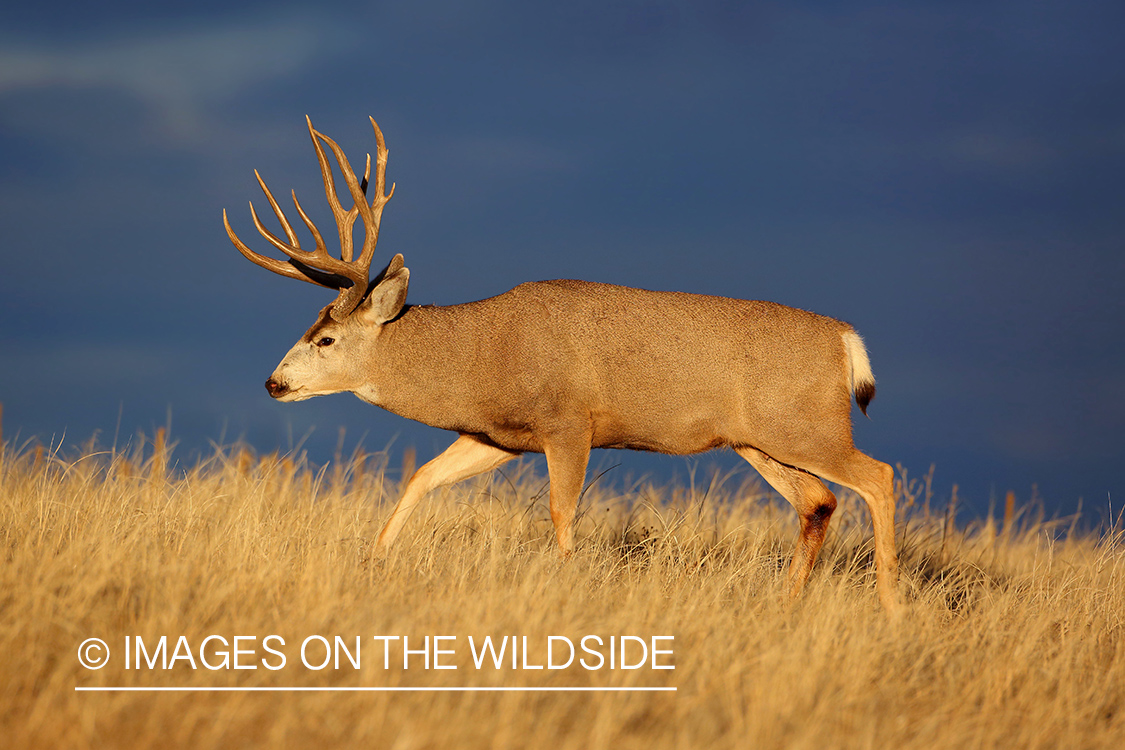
(316, 337, 335, 347)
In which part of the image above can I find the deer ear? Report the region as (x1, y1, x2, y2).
(359, 267, 409, 324)
(371, 253, 405, 285)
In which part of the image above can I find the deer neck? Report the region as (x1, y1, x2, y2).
(352, 304, 483, 430)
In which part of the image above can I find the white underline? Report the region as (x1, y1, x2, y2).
(76, 686, 676, 692)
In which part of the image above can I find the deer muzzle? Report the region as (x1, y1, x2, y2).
(265, 378, 290, 399)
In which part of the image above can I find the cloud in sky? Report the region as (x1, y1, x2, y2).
(0, 14, 352, 144)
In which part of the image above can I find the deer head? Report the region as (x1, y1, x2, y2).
(223, 116, 408, 401)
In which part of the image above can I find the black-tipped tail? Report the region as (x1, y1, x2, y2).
(855, 381, 875, 417)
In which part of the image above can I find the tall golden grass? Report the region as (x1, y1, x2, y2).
(1, 428, 1122, 749)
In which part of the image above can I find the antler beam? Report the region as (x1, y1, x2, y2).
(224, 116, 396, 320)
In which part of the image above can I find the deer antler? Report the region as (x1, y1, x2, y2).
(224, 116, 396, 320)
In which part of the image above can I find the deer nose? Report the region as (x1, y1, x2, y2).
(265, 378, 289, 398)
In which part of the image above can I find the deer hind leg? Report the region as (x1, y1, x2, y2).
(736, 446, 838, 600)
(812, 449, 900, 613)
(543, 436, 592, 554)
(375, 434, 519, 551)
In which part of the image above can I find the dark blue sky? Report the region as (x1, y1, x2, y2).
(2, 1, 1122, 519)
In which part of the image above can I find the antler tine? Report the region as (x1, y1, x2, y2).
(290, 189, 328, 259)
(360, 153, 371, 196)
(305, 116, 362, 266)
(250, 170, 315, 257)
(223, 208, 321, 286)
(360, 116, 396, 272)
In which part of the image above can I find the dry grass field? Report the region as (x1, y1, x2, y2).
(2, 428, 1123, 749)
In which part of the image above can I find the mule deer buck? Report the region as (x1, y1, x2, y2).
(224, 116, 900, 611)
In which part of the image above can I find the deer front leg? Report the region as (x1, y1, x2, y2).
(376, 434, 519, 551)
(543, 435, 592, 554)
